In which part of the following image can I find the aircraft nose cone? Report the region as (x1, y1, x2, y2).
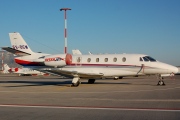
(169, 65, 179, 74)
(173, 67, 179, 74)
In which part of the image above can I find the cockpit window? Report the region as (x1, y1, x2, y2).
(143, 57, 149, 62)
(145, 56, 156, 62)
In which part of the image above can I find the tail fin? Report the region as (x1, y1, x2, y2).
(3, 64, 10, 73)
(9, 32, 34, 54)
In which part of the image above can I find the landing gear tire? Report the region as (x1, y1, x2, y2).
(88, 79, 95, 84)
(157, 75, 166, 86)
(157, 80, 165, 86)
(72, 81, 80, 87)
(72, 76, 81, 87)
(114, 77, 119, 80)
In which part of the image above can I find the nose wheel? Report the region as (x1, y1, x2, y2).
(157, 80, 165, 86)
(157, 75, 165, 86)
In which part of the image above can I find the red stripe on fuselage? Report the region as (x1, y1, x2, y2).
(15, 59, 41, 66)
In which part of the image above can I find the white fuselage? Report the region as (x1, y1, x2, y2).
(44, 54, 178, 78)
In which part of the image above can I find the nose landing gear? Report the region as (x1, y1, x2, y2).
(157, 75, 165, 86)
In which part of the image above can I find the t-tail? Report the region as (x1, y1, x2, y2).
(9, 32, 34, 55)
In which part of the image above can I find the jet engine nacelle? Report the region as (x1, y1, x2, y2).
(44, 54, 72, 67)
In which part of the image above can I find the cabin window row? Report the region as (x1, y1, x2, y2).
(76, 57, 126, 62)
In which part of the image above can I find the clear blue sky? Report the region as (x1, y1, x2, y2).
(0, 0, 180, 66)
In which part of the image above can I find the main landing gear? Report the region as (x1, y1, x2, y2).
(71, 76, 96, 87)
(157, 75, 165, 86)
(114, 76, 123, 80)
(71, 75, 81, 87)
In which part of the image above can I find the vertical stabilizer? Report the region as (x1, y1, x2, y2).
(9, 32, 33, 54)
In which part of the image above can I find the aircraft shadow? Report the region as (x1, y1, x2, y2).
(0, 76, 160, 87)
(0, 75, 69, 79)
(0, 80, 71, 87)
(0, 80, 132, 87)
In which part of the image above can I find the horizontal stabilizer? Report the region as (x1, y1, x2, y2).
(1, 47, 31, 56)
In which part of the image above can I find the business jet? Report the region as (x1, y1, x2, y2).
(43, 53, 178, 86)
(3, 64, 49, 76)
(2, 32, 178, 87)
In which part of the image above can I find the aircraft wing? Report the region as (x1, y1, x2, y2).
(41, 68, 104, 78)
(1, 47, 31, 56)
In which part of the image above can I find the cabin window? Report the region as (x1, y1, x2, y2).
(104, 58, 108, 62)
(122, 57, 126, 62)
(113, 57, 117, 62)
(77, 57, 81, 62)
(96, 58, 99, 62)
(87, 58, 91, 62)
(143, 57, 149, 62)
(140, 57, 143, 61)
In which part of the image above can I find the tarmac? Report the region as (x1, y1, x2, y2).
(0, 74, 179, 120)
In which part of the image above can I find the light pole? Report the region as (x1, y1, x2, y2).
(1, 50, 4, 71)
(60, 8, 71, 54)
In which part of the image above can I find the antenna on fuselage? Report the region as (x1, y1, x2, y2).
(88, 51, 92, 55)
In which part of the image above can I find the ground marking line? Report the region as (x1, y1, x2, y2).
(0, 104, 180, 112)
